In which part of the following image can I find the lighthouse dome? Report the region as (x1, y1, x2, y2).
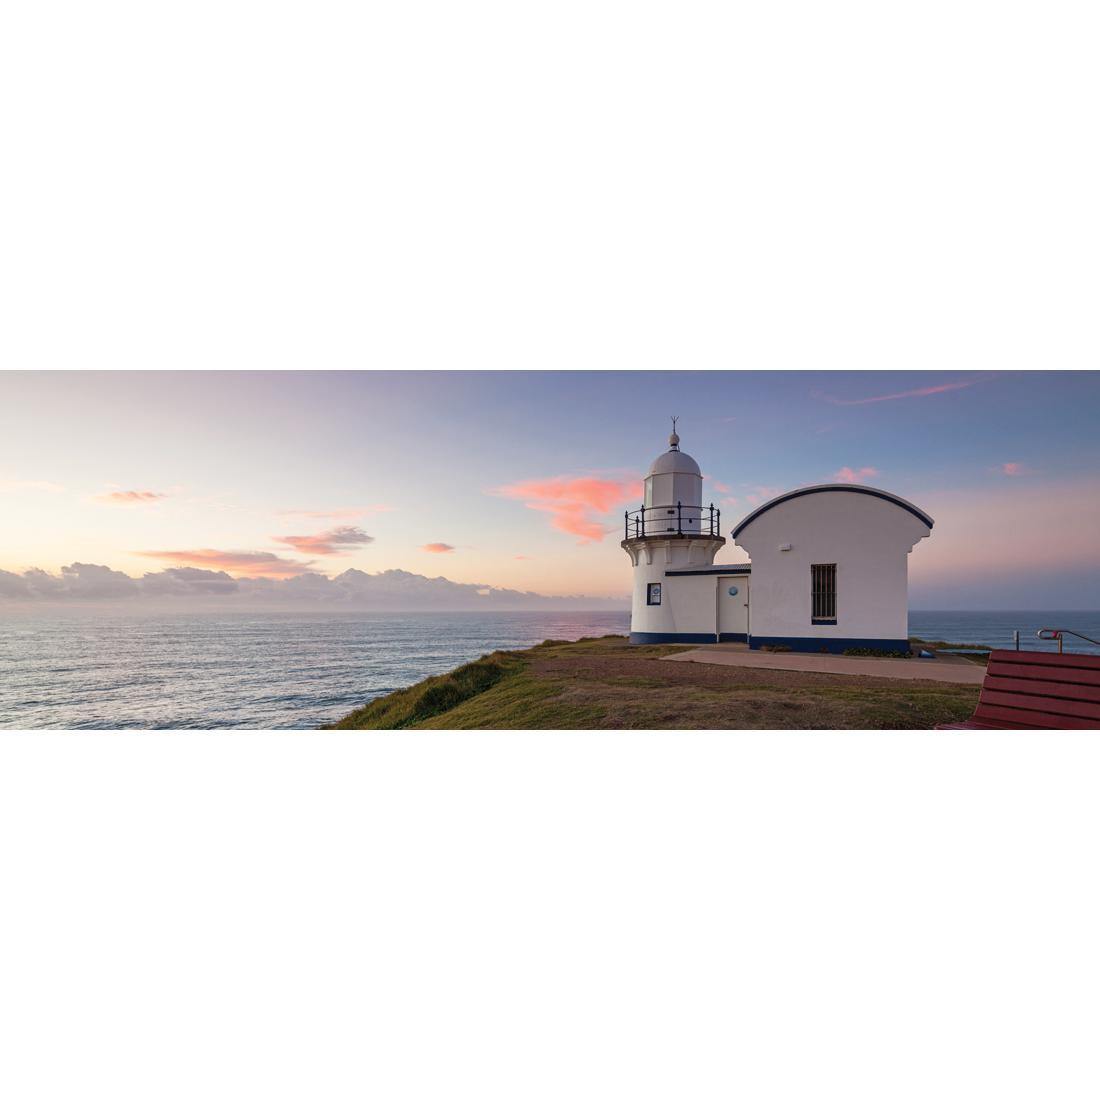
(643, 422, 704, 511)
(648, 448, 702, 477)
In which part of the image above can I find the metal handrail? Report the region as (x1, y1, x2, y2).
(1037, 628, 1100, 654)
(624, 502, 722, 539)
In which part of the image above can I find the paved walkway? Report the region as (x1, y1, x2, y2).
(662, 644, 986, 684)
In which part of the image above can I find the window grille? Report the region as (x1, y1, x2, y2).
(647, 582, 662, 606)
(811, 564, 836, 623)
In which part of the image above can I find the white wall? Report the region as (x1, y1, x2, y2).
(734, 490, 930, 644)
(645, 471, 702, 509)
(624, 537, 724, 639)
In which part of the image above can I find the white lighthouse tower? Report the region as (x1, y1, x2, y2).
(621, 420, 726, 643)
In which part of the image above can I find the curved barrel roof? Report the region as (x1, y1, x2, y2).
(731, 484, 934, 539)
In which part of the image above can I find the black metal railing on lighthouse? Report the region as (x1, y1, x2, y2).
(624, 503, 721, 539)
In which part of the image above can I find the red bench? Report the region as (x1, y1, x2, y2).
(937, 649, 1100, 729)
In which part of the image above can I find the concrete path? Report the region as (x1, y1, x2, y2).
(662, 644, 987, 685)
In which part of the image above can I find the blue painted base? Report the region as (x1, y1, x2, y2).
(718, 632, 747, 643)
(630, 631, 719, 645)
(749, 635, 911, 655)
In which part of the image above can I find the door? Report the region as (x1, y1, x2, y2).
(717, 576, 750, 642)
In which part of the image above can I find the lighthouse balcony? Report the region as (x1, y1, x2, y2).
(622, 503, 723, 541)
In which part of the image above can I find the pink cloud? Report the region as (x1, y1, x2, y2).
(493, 475, 642, 543)
(273, 526, 374, 556)
(137, 549, 316, 579)
(834, 466, 879, 484)
(1000, 462, 1024, 476)
(514, 555, 532, 560)
(819, 377, 985, 406)
(97, 490, 167, 505)
(707, 478, 733, 495)
(421, 543, 455, 553)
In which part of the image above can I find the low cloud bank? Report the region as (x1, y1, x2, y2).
(0, 563, 627, 610)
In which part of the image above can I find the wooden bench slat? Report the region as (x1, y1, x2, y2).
(978, 689, 1100, 722)
(987, 649, 1100, 671)
(980, 677, 1100, 704)
(971, 702, 1100, 730)
(985, 663, 1100, 688)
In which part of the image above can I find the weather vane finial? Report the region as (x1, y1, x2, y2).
(669, 415, 680, 450)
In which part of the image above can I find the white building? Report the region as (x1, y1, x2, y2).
(622, 426, 933, 653)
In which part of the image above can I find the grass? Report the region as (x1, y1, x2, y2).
(328, 650, 526, 729)
(329, 635, 981, 730)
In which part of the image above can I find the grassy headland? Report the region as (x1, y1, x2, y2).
(328, 635, 980, 730)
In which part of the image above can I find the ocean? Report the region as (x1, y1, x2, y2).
(1, 609, 1098, 730)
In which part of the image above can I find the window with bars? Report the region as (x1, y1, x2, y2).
(811, 564, 837, 623)
(647, 582, 662, 606)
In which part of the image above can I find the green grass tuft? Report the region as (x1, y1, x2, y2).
(843, 647, 912, 658)
(328, 651, 525, 729)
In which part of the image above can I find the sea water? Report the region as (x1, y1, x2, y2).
(0, 611, 632, 730)
(1, 609, 1097, 729)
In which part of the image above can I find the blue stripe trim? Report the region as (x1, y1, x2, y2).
(718, 632, 747, 643)
(629, 631, 719, 645)
(750, 635, 911, 655)
(731, 485, 933, 539)
(664, 566, 752, 576)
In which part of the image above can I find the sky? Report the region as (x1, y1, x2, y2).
(1, 369, 1098, 609)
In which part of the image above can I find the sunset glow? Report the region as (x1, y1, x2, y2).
(1, 369, 1097, 608)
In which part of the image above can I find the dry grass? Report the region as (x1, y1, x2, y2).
(330, 635, 981, 730)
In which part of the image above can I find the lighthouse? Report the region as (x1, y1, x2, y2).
(621, 420, 727, 643)
(621, 420, 934, 651)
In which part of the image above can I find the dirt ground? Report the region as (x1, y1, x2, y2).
(412, 636, 982, 730)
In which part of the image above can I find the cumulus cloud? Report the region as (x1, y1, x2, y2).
(59, 562, 140, 599)
(140, 567, 239, 597)
(0, 562, 628, 609)
(96, 490, 167, 504)
(421, 543, 455, 553)
(834, 466, 879, 484)
(0, 569, 30, 597)
(493, 475, 641, 543)
(21, 568, 66, 597)
(272, 526, 375, 556)
(137, 549, 316, 578)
